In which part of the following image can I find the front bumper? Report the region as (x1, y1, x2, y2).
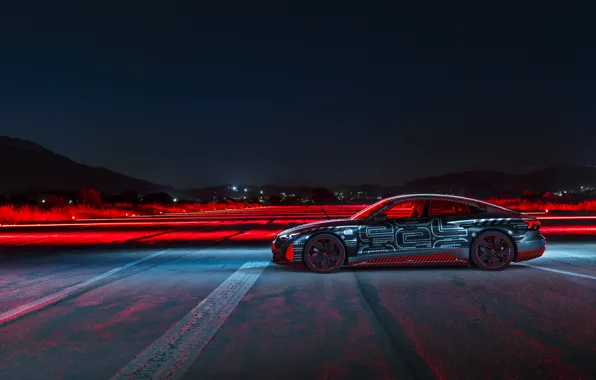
(272, 239, 292, 263)
(514, 233, 546, 262)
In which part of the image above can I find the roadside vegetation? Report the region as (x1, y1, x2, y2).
(0, 202, 263, 224)
(2, 187, 596, 224)
(0, 188, 263, 224)
(484, 197, 596, 212)
(2, 198, 595, 225)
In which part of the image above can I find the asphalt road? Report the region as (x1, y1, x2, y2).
(1, 208, 595, 380)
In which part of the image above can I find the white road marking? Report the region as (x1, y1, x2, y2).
(111, 260, 268, 380)
(517, 263, 596, 280)
(0, 249, 171, 326)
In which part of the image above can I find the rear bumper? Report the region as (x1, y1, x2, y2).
(514, 234, 546, 262)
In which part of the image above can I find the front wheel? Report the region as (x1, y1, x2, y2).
(304, 234, 346, 274)
(471, 231, 514, 271)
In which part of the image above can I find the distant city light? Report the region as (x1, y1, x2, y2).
(244, 188, 248, 192)
(231, 186, 238, 191)
(41, 200, 45, 203)
(173, 198, 178, 202)
(260, 190, 264, 194)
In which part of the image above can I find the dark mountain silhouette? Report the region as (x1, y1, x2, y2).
(0, 136, 171, 196)
(520, 164, 596, 190)
(403, 170, 516, 196)
(186, 164, 596, 201)
(401, 164, 596, 197)
(2, 136, 594, 199)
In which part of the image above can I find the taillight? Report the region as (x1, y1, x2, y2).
(525, 220, 541, 230)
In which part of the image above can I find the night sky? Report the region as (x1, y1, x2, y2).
(1, 1, 594, 188)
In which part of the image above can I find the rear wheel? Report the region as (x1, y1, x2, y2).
(471, 231, 514, 271)
(304, 234, 345, 274)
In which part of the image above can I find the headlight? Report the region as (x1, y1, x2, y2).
(278, 232, 299, 240)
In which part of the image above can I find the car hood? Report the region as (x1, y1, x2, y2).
(277, 219, 358, 237)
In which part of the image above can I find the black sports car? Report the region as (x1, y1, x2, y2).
(271, 194, 546, 273)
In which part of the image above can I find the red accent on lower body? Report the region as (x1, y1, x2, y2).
(271, 258, 307, 270)
(285, 245, 294, 261)
(515, 247, 546, 262)
(348, 253, 470, 267)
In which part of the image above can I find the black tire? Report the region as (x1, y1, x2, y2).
(470, 230, 515, 271)
(304, 234, 346, 274)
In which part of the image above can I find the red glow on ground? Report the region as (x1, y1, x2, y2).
(0, 223, 594, 248)
(6, 204, 596, 229)
(173, 220, 271, 225)
(227, 229, 284, 241)
(141, 230, 242, 242)
(269, 219, 322, 225)
(0, 203, 265, 224)
(4, 200, 596, 226)
(0, 205, 595, 248)
(0, 231, 156, 246)
(0, 219, 274, 229)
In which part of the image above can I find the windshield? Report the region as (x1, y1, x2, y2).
(349, 198, 391, 220)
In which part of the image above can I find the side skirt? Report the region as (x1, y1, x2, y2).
(347, 248, 470, 267)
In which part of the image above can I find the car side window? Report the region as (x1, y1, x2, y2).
(428, 200, 471, 217)
(384, 200, 425, 219)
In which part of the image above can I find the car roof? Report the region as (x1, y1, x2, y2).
(384, 193, 520, 215)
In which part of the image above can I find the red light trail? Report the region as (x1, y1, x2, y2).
(0, 206, 595, 247)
